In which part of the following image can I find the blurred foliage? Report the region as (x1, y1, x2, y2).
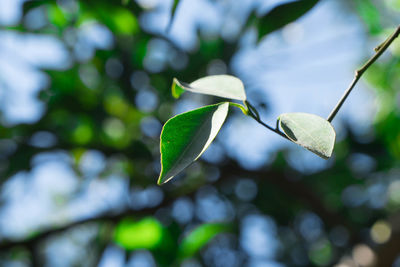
(249, 0, 320, 42)
(178, 223, 230, 259)
(114, 218, 165, 250)
(0, 0, 400, 267)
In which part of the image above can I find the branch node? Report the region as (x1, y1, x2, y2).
(327, 24, 400, 122)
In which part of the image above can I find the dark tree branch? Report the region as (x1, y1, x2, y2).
(219, 161, 359, 241)
(0, 208, 153, 251)
(0, 158, 358, 251)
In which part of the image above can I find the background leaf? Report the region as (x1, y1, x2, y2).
(279, 112, 336, 159)
(178, 223, 229, 259)
(354, 0, 382, 35)
(172, 75, 246, 101)
(254, 0, 319, 42)
(114, 218, 164, 250)
(158, 102, 229, 184)
(167, 0, 180, 32)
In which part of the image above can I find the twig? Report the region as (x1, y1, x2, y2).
(245, 101, 289, 139)
(327, 25, 400, 122)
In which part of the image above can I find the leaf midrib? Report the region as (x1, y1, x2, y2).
(283, 116, 327, 153)
(162, 107, 216, 179)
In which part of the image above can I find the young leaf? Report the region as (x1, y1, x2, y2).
(171, 78, 186, 99)
(158, 102, 229, 185)
(178, 223, 229, 258)
(278, 112, 336, 159)
(255, 0, 319, 42)
(172, 75, 246, 101)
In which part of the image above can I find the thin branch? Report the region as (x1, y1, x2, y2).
(327, 25, 400, 122)
(245, 101, 289, 139)
(255, 118, 289, 139)
(0, 208, 156, 251)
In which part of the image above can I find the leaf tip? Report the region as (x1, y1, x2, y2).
(157, 102, 229, 186)
(278, 112, 336, 160)
(171, 78, 185, 99)
(156, 177, 164, 186)
(156, 174, 162, 185)
(157, 168, 170, 185)
(157, 174, 174, 185)
(172, 77, 180, 85)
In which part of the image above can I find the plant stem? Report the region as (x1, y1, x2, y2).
(245, 101, 289, 139)
(327, 25, 400, 123)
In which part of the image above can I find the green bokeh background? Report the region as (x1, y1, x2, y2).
(0, 0, 400, 266)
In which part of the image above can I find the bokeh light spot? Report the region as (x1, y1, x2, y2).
(72, 122, 93, 144)
(370, 220, 391, 244)
(103, 117, 125, 140)
(352, 244, 376, 267)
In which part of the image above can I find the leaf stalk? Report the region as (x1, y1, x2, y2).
(245, 101, 289, 139)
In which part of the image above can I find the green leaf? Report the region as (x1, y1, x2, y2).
(167, 0, 180, 32)
(171, 78, 185, 99)
(114, 218, 163, 250)
(278, 112, 336, 159)
(354, 0, 382, 35)
(179, 223, 229, 258)
(172, 75, 246, 101)
(255, 0, 319, 42)
(81, 6, 139, 35)
(47, 4, 68, 28)
(158, 102, 229, 185)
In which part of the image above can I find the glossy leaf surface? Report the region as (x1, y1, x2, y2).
(158, 102, 229, 184)
(279, 112, 336, 159)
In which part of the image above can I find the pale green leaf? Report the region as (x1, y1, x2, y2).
(278, 113, 336, 159)
(158, 102, 229, 185)
(172, 75, 246, 101)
